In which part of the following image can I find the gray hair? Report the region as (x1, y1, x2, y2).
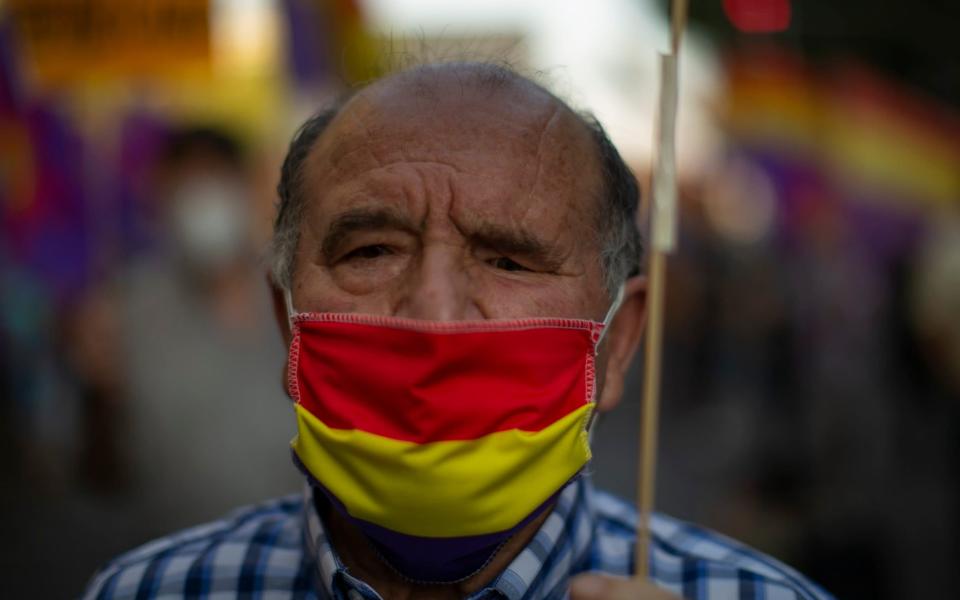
(269, 64, 642, 297)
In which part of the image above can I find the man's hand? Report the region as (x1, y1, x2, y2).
(570, 573, 683, 600)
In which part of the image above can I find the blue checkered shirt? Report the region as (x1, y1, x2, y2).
(82, 477, 833, 599)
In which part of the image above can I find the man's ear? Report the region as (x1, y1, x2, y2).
(267, 272, 293, 347)
(596, 275, 647, 413)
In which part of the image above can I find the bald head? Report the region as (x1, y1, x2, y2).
(272, 62, 641, 296)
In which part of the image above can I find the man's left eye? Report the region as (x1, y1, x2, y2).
(489, 257, 530, 272)
(343, 245, 392, 261)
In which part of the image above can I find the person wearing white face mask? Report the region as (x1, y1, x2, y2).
(167, 173, 251, 278)
(86, 128, 301, 550)
(83, 66, 832, 600)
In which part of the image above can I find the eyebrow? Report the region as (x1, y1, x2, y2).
(320, 207, 567, 270)
(468, 224, 566, 271)
(321, 208, 420, 260)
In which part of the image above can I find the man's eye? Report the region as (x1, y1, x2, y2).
(489, 257, 530, 272)
(342, 245, 392, 261)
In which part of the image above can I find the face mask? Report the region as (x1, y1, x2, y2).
(284, 287, 624, 583)
(168, 176, 249, 272)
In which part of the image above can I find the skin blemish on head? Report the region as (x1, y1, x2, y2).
(525, 105, 562, 204)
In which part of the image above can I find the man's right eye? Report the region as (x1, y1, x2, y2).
(342, 245, 393, 261)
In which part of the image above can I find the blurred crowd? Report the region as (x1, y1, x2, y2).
(593, 47, 960, 599)
(1, 103, 303, 600)
(1, 1, 958, 598)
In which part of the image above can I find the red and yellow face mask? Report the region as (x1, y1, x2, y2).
(284, 290, 622, 583)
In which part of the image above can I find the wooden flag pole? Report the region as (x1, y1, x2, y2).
(635, 250, 666, 579)
(635, 0, 687, 580)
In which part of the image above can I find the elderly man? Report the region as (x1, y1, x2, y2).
(83, 63, 831, 600)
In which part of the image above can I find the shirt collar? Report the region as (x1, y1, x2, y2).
(302, 477, 597, 600)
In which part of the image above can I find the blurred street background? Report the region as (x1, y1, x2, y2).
(1, 1, 957, 597)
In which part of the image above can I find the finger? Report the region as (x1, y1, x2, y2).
(570, 573, 681, 600)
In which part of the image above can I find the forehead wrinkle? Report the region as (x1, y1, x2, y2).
(512, 98, 604, 250)
(508, 193, 599, 275)
(324, 115, 482, 184)
(305, 68, 601, 264)
(324, 161, 466, 224)
(518, 202, 577, 261)
(323, 118, 387, 177)
(526, 104, 562, 201)
(309, 92, 427, 193)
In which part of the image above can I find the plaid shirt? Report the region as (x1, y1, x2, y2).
(82, 477, 833, 599)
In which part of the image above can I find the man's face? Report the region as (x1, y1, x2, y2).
(287, 73, 612, 323)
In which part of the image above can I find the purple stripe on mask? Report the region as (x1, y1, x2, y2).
(291, 450, 576, 583)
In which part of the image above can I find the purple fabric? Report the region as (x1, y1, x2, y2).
(1, 104, 91, 305)
(279, 0, 332, 87)
(0, 17, 23, 114)
(111, 111, 171, 257)
(741, 146, 928, 266)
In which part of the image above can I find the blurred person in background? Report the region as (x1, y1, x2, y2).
(82, 62, 832, 600)
(888, 221, 960, 597)
(83, 127, 300, 537)
(910, 223, 960, 397)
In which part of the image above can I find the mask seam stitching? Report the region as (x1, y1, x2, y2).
(287, 326, 303, 404)
(582, 354, 596, 462)
(293, 312, 601, 333)
(584, 354, 596, 406)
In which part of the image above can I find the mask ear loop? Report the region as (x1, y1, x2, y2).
(283, 287, 297, 333)
(595, 283, 626, 347)
(586, 282, 627, 445)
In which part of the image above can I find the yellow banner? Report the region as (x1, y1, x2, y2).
(8, 0, 210, 85)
